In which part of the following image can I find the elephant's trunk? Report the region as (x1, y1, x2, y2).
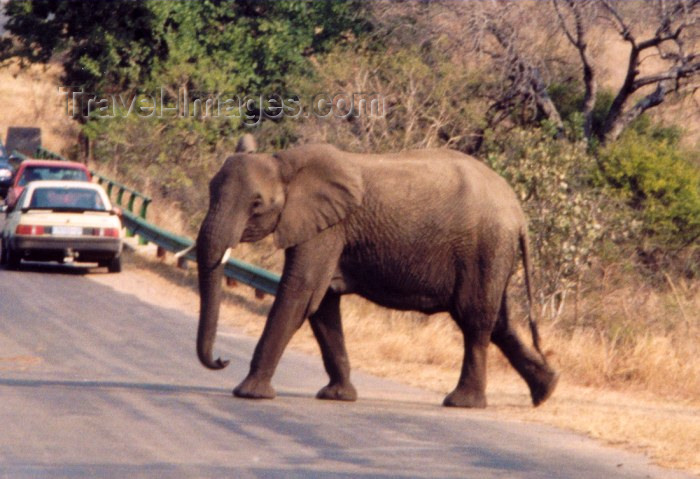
(196, 212, 243, 370)
(196, 260, 229, 370)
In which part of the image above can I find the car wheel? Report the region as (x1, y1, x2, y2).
(6, 246, 21, 270)
(0, 239, 7, 266)
(107, 255, 122, 273)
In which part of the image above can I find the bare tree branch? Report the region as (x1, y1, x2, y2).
(601, 0, 700, 142)
(552, 0, 599, 137)
(469, 2, 565, 133)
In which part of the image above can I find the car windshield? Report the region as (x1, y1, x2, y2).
(18, 166, 88, 186)
(28, 187, 107, 211)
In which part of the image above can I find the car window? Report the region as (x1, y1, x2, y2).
(28, 187, 106, 211)
(18, 166, 89, 186)
(14, 187, 31, 210)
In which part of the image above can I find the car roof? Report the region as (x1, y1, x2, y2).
(25, 180, 106, 192)
(17, 159, 89, 169)
(27, 180, 104, 190)
(20, 181, 113, 210)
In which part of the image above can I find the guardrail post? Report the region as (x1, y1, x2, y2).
(139, 198, 151, 219)
(125, 193, 137, 238)
(116, 186, 125, 207)
(127, 192, 137, 213)
(138, 198, 151, 245)
(226, 277, 238, 288)
(255, 289, 266, 300)
(156, 246, 166, 259)
(177, 256, 188, 269)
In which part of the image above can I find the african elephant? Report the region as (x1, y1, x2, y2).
(196, 141, 559, 408)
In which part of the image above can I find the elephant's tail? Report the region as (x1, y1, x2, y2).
(519, 227, 546, 362)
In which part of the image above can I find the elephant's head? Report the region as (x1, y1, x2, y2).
(196, 142, 364, 369)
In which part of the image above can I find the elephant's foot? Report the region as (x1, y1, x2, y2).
(316, 382, 358, 402)
(529, 368, 559, 407)
(442, 388, 487, 408)
(233, 376, 276, 400)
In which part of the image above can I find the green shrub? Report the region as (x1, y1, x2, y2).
(598, 129, 700, 249)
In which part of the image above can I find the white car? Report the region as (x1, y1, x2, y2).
(1, 181, 123, 272)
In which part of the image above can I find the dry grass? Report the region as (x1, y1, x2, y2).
(105, 247, 700, 475)
(0, 60, 79, 154)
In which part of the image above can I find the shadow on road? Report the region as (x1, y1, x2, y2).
(0, 377, 227, 396)
(0, 377, 442, 412)
(1, 261, 93, 275)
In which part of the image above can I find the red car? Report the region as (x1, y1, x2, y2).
(3, 159, 91, 209)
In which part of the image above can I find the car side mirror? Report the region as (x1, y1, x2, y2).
(110, 206, 123, 218)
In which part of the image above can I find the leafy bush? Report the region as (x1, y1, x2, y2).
(484, 128, 625, 318)
(598, 128, 700, 250)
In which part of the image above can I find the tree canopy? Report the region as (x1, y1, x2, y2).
(1, 0, 371, 96)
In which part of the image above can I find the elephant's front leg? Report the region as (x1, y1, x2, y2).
(309, 292, 357, 401)
(234, 238, 343, 400)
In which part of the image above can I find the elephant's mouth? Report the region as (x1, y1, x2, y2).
(241, 215, 279, 243)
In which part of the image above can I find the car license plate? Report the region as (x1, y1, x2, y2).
(53, 226, 83, 236)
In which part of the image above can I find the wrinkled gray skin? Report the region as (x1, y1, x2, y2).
(196, 142, 559, 408)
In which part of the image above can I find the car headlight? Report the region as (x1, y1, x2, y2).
(0, 169, 12, 179)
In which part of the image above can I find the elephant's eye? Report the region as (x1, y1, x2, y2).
(251, 196, 264, 215)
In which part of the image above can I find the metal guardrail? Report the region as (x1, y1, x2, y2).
(34, 146, 67, 162)
(91, 172, 152, 221)
(122, 210, 280, 295)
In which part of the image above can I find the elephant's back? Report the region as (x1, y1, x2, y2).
(358, 151, 523, 225)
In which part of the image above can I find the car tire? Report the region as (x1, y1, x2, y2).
(107, 255, 122, 273)
(0, 239, 7, 266)
(6, 246, 21, 270)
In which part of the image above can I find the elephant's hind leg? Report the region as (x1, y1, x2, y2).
(443, 323, 491, 408)
(309, 291, 357, 401)
(490, 295, 559, 407)
(443, 265, 508, 408)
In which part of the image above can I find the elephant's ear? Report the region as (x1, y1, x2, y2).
(273, 146, 364, 249)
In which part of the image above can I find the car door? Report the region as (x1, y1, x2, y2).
(2, 187, 29, 242)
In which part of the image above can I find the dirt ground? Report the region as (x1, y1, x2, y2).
(90, 250, 700, 477)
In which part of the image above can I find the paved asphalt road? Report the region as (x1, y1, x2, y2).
(0, 260, 693, 478)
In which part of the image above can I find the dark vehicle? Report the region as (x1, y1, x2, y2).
(0, 142, 13, 199)
(0, 159, 13, 199)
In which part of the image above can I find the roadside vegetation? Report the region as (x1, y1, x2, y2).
(2, 0, 699, 472)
